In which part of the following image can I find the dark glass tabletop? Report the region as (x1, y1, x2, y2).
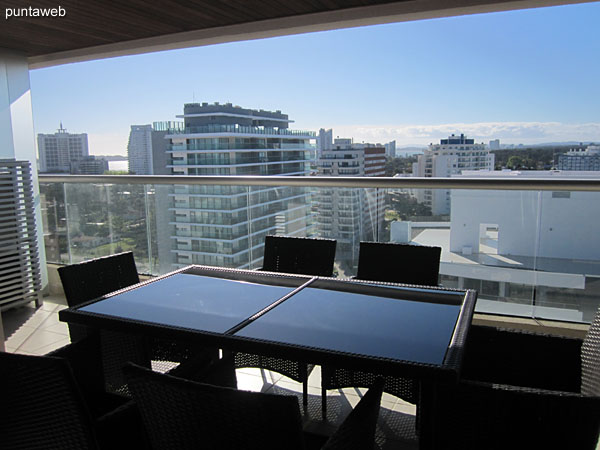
(235, 285, 462, 365)
(79, 273, 297, 334)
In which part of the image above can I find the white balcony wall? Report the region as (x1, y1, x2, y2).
(450, 189, 539, 257)
(0, 50, 47, 289)
(537, 191, 600, 261)
(450, 189, 600, 260)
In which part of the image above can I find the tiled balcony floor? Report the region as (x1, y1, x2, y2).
(2, 296, 419, 450)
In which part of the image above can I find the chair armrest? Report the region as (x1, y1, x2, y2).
(425, 379, 600, 450)
(96, 400, 150, 450)
(48, 335, 136, 419)
(321, 377, 384, 450)
(48, 333, 106, 395)
(463, 325, 583, 392)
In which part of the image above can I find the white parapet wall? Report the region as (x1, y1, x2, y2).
(450, 172, 600, 261)
(440, 261, 585, 289)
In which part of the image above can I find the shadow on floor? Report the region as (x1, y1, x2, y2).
(270, 384, 419, 450)
(2, 304, 39, 339)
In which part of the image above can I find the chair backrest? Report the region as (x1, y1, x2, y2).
(581, 306, 600, 396)
(261, 235, 337, 277)
(123, 362, 305, 450)
(356, 242, 441, 286)
(58, 252, 148, 394)
(0, 351, 99, 450)
(58, 251, 140, 307)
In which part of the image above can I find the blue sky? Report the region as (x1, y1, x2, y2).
(30, 2, 600, 155)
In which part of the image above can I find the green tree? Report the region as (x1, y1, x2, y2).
(385, 156, 418, 176)
(506, 155, 524, 169)
(492, 146, 576, 170)
(387, 192, 432, 220)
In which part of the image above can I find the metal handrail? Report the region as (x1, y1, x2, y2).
(38, 174, 600, 192)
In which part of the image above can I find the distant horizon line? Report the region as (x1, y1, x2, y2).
(91, 140, 599, 159)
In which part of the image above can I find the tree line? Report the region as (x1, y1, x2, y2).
(491, 146, 585, 170)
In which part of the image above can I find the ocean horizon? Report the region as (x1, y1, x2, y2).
(108, 160, 128, 172)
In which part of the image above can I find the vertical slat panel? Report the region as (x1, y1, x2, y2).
(0, 160, 42, 310)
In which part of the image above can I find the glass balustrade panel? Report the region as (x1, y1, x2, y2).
(39, 180, 600, 323)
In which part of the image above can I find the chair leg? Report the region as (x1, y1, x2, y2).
(303, 379, 308, 413)
(322, 385, 327, 421)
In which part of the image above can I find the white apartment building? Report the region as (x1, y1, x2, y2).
(412, 133, 494, 215)
(317, 128, 333, 157)
(156, 102, 316, 272)
(127, 125, 152, 174)
(558, 145, 600, 171)
(317, 138, 386, 264)
(385, 140, 396, 158)
(127, 124, 170, 175)
(37, 124, 88, 173)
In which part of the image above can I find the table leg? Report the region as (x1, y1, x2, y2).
(417, 380, 438, 450)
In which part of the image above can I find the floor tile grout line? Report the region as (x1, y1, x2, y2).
(13, 309, 70, 353)
(5, 325, 37, 351)
(15, 328, 71, 354)
(19, 309, 54, 331)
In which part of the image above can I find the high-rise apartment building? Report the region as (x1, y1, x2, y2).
(127, 124, 169, 174)
(317, 128, 333, 157)
(156, 102, 316, 272)
(37, 124, 88, 173)
(412, 133, 494, 215)
(558, 145, 600, 171)
(489, 139, 500, 150)
(385, 140, 396, 158)
(316, 138, 386, 265)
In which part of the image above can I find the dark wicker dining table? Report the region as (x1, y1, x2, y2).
(59, 264, 477, 449)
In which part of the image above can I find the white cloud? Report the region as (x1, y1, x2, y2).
(87, 132, 128, 156)
(84, 121, 600, 156)
(328, 122, 600, 147)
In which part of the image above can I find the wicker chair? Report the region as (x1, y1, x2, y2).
(123, 362, 384, 450)
(0, 334, 142, 450)
(355, 241, 441, 286)
(419, 311, 600, 450)
(58, 251, 141, 343)
(58, 252, 216, 394)
(321, 242, 441, 417)
(261, 235, 337, 277)
(58, 252, 153, 394)
(236, 235, 337, 411)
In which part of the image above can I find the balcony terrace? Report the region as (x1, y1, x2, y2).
(1, 0, 598, 447)
(2, 170, 596, 449)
